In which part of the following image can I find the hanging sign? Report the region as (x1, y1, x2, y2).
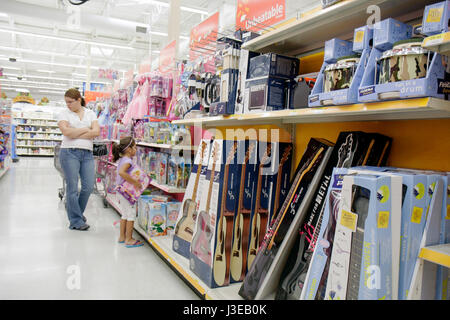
(98, 69, 119, 80)
(159, 40, 177, 73)
(189, 12, 219, 63)
(236, 0, 286, 32)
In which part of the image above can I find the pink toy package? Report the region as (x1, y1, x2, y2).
(116, 165, 151, 205)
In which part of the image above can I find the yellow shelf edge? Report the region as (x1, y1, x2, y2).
(419, 246, 450, 268)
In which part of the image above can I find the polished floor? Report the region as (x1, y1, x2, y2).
(0, 157, 199, 300)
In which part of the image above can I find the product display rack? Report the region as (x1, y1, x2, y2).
(14, 116, 61, 157)
(143, 0, 450, 301)
(0, 100, 12, 180)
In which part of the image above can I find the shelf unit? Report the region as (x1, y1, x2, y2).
(422, 32, 450, 56)
(14, 116, 61, 157)
(242, 0, 438, 56)
(418, 244, 450, 268)
(172, 98, 450, 127)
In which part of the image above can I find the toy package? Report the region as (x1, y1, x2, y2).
(157, 152, 168, 185)
(116, 164, 151, 205)
(147, 201, 167, 237)
(166, 202, 181, 233)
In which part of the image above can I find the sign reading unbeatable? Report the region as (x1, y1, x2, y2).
(236, 0, 285, 32)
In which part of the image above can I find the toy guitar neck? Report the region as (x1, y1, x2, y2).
(271, 145, 292, 224)
(230, 142, 255, 282)
(247, 144, 272, 268)
(213, 142, 238, 287)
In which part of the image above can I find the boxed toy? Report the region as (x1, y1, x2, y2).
(230, 140, 259, 283)
(324, 173, 402, 300)
(147, 201, 167, 237)
(234, 50, 260, 114)
(309, 26, 372, 107)
(173, 139, 210, 258)
(246, 141, 293, 274)
(421, 1, 450, 36)
(166, 201, 181, 234)
(358, 17, 445, 102)
(247, 53, 299, 80)
(239, 137, 334, 300)
(116, 165, 151, 205)
(243, 76, 288, 113)
(276, 131, 392, 300)
(190, 140, 243, 288)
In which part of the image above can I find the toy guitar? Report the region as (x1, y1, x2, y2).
(175, 141, 208, 242)
(191, 141, 219, 266)
(213, 141, 238, 286)
(230, 142, 256, 282)
(270, 145, 293, 225)
(247, 144, 272, 269)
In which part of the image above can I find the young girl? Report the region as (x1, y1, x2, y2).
(112, 136, 144, 248)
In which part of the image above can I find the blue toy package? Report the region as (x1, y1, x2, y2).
(358, 17, 445, 103)
(244, 76, 288, 113)
(247, 53, 299, 80)
(309, 26, 372, 107)
(421, 1, 450, 36)
(324, 173, 403, 300)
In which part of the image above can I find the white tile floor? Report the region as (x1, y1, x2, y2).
(0, 157, 199, 300)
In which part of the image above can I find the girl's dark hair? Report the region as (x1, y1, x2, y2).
(112, 136, 135, 162)
(64, 88, 86, 107)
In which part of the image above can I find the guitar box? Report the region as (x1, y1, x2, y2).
(230, 140, 259, 283)
(189, 139, 243, 288)
(276, 131, 392, 300)
(172, 139, 211, 259)
(239, 137, 334, 300)
(325, 173, 403, 300)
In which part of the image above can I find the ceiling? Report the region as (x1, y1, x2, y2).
(0, 0, 321, 105)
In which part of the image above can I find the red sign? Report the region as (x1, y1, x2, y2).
(159, 40, 177, 73)
(189, 12, 219, 65)
(85, 91, 110, 103)
(236, 0, 286, 32)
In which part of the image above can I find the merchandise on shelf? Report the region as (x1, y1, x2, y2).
(358, 15, 445, 102)
(239, 137, 334, 300)
(309, 26, 373, 107)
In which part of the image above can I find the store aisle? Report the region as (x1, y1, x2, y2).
(0, 158, 199, 300)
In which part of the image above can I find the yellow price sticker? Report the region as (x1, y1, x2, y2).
(446, 205, 450, 220)
(355, 31, 365, 43)
(378, 211, 390, 229)
(426, 8, 444, 23)
(411, 206, 424, 224)
(340, 210, 358, 232)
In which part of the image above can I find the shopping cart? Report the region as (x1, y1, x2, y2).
(53, 141, 110, 203)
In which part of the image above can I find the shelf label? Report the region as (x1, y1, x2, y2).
(359, 86, 375, 97)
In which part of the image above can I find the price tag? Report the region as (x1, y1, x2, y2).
(340, 209, 358, 232)
(411, 206, 424, 224)
(377, 211, 390, 229)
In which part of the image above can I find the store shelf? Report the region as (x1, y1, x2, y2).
(104, 194, 242, 300)
(17, 145, 56, 148)
(16, 130, 62, 134)
(17, 153, 54, 156)
(422, 32, 450, 56)
(242, 0, 437, 55)
(172, 98, 450, 127)
(15, 123, 59, 128)
(149, 180, 186, 194)
(137, 141, 197, 151)
(17, 137, 62, 141)
(418, 244, 450, 268)
(14, 117, 57, 121)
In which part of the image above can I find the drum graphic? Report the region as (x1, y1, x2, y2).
(324, 55, 360, 92)
(378, 38, 430, 84)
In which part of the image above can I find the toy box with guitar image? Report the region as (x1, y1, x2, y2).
(189, 139, 243, 288)
(172, 139, 210, 259)
(275, 131, 392, 300)
(245, 141, 294, 281)
(239, 137, 334, 300)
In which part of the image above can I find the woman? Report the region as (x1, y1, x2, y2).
(57, 88, 100, 230)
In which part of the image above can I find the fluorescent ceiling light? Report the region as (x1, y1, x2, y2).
(0, 29, 135, 50)
(15, 88, 29, 93)
(180, 6, 208, 15)
(36, 70, 55, 73)
(3, 72, 84, 83)
(73, 73, 87, 78)
(91, 47, 114, 57)
(179, 36, 190, 40)
(39, 90, 66, 94)
(6, 83, 73, 91)
(2, 66, 22, 70)
(0, 13, 8, 18)
(1, 78, 66, 87)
